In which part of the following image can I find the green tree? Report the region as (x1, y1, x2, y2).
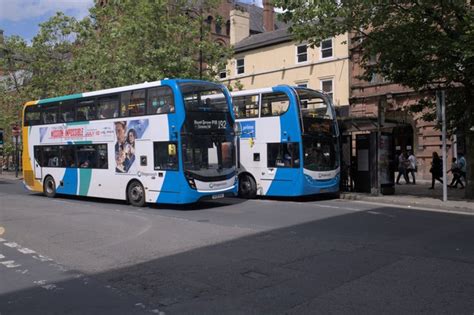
(72, 0, 232, 91)
(275, 0, 474, 197)
(1, 0, 232, 170)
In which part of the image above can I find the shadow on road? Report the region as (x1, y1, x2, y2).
(2, 205, 474, 314)
(31, 192, 247, 211)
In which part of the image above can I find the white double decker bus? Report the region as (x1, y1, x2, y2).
(232, 85, 340, 198)
(22, 79, 238, 205)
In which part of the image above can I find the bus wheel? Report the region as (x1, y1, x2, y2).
(239, 174, 257, 199)
(43, 176, 56, 198)
(127, 181, 146, 207)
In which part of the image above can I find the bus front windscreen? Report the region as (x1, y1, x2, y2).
(180, 82, 236, 181)
(296, 88, 339, 172)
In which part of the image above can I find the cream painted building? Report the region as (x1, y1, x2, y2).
(220, 8, 350, 109)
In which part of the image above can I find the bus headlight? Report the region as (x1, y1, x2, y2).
(185, 173, 196, 189)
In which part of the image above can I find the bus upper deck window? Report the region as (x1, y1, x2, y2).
(41, 104, 59, 124)
(25, 106, 41, 126)
(261, 92, 290, 117)
(98, 96, 119, 119)
(147, 87, 174, 115)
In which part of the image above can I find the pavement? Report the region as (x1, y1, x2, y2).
(342, 179, 474, 215)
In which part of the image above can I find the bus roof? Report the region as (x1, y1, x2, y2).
(25, 80, 162, 107)
(23, 79, 228, 108)
(230, 87, 274, 97)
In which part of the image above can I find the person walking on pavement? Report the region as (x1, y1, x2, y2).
(407, 151, 417, 184)
(455, 153, 467, 189)
(448, 157, 464, 189)
(396, 151, 410, 184)
(429, 151, 443, 189)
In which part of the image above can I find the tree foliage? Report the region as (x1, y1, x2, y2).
(274, 0, 474, 196)
(0, 0, 231, 158)
(275, 0, 473, 125)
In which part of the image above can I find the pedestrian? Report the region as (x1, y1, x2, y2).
(447, 157, 464, 189)
(457, 152, 467, 189)
(396, 151, 410, 184)
(407, 151, 417, 184)
(429, 152, 443, 189)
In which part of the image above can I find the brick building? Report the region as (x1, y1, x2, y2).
(348, 34, 455, 180)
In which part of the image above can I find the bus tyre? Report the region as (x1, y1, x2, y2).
(43, 176, 56, 198)
(239, 174, 257, 199)
(127, 181, 146, 207)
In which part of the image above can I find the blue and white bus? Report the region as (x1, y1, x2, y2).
(22, 80, 238, 206)
(231, 86, 340, 198)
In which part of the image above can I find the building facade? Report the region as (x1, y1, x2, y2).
(349, 35, 453, 180)
(221, 6, 350, 111)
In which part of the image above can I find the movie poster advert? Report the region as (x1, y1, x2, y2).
(39, 119, 149, 174)
(114, 119, 149, 174)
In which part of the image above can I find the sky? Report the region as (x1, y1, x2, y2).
(0, 0, 262, 43)
(0, 0, 94, 42)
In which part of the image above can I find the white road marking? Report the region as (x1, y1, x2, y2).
(0, 254, 4, 259)
(15, 269, 29, 274)
(4, 242, 19, 248)
(33, 280, 60, 290)
(32, 254, 52, 262)
(0, 238, 5, 242)
(0, 260, 21, 268)
(18, 247, 36, 254)
(315, 204, 341, 209)
(367, 210, 396, 218)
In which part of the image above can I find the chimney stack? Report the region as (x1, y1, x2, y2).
(263, 0, 274, 32)
(230, 9, 250, 45)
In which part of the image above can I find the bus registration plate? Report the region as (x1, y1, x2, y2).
(212, 193, 224, 200)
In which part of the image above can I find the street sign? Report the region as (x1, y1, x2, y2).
(12, 125, 21, 137)
(12, 136, 22, 145)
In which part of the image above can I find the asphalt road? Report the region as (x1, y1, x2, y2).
(1, 177, 474, 314)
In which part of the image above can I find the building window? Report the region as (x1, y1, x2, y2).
(296, 82, 308, 88)
(296, 44, 308, 63)
(321, 38, 333, 59)
(236, 58, 245, 75)
(321, 79, 333, 101)
(219, 69, 227, 79)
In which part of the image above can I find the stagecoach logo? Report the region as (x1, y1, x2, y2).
(137, 171, 158, 177)
(209, 182, 227, 189)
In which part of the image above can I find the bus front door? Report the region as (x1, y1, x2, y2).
(33, 147, 42, 179)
